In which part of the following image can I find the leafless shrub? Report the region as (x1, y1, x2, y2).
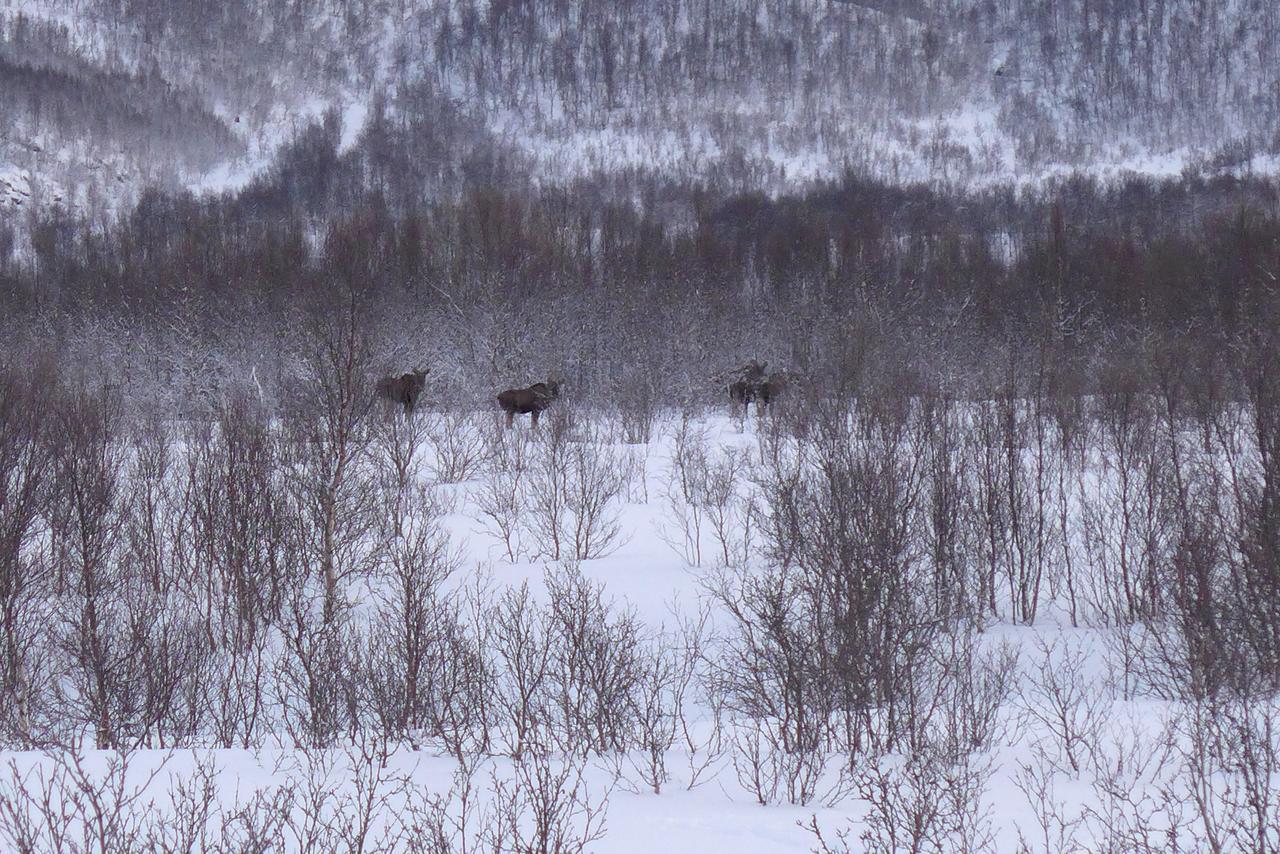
(426, 410, 489, 484)
(1129, 351, 1280, 700)
(709, 559, 837, 807)
(486, 750, 612, 854)
(919, 387, 980, 619)
(728, 712, 835, 807)
(363, 482, 488, 757)
(1081, 711, 1186, 854)
(0, 359, 60, 745)
(703, 449, 757, 569)
(184, 391, 294, 630)
(157, 392, 295, 749)
(1012, 756, 1086, 854)
(619, 607, 715, 795)
(618, 445, 649, 504)
(525, 412, 574, 562)
(1045, 346, 1091, 627)
(707, 387, 954, 807)
(488, 582, 555, 758)
(926, 625, 1020, 760)
(805, 750, 996, 854)
(526, 413, 629, 561)
(754, 399, 803, 469)
(477, 422, 534, 561)
(1172, 693, 1280, 852)
(739, 397, 938, 758)
(356, 711, 613, 852)
(0, 745, 169, 852)
(394, 753, 484, 853)
(0, 724, 612, 852)
(543, 565, 643, 755)
(0, 744, 429, 852)
(371, 399, 432, 525)
(968, 358, 1055, 624)
(1221, 327, 1280, 695)
(658, 417, 713, 566)
(563, 439, 629, 562)
(118, 418, 208, 748)
(48, 386, 168, 749)
(199, 618, 272, 751)
(280, 741, 415, 852)
(1082, 354, 1176, 625)
(1017, 635, 1113, 776)
(661, 418, 756, 568)
(281, 409, 379, 621)
(613, 368, 660, 445)
(219, 780, 295, 853)
(1132, 506, 1231, 700)
(274, 588, 361, 748)
(420, 606, 495, 759)
(673, 606, 728, 791)
(280, 307, 381, 627)
(147, 756, 223, 851)
(618, 638, 682, 795)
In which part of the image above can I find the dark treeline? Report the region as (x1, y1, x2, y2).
(3, 141, 1279, 405)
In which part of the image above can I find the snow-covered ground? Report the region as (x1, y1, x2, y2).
(2, 408, 1272, 852)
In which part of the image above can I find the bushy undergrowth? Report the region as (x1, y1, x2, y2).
(1, 316, 1280, 850)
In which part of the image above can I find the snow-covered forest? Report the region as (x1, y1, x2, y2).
(2, 0, 1280, 851)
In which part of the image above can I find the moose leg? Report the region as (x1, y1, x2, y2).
(531, 409, 541, 429)
(505, 409, 515, 429)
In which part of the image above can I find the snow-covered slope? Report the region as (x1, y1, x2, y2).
(4, 0, 1280, 226)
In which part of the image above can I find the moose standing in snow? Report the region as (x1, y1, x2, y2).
(725, 360, 796, 416)
(497, 379, 561, 428)
(376, 368, 429, 415)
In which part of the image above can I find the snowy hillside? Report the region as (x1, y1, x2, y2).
(4, 0, 1280, 224)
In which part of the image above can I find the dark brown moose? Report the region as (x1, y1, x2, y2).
(725, 360, 794, 416)
(376, 368, 428, 415)
(497, 379, 561, 428)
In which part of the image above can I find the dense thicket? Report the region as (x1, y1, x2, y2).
(4, 152, 1279, 410)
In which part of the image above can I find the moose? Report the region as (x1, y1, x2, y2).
(725, 360, 795, 416)
(497, 379, 561, 428)
(376, 368, 429, 415)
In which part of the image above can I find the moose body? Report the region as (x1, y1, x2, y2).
(725, 360, 795, 416)
(497, 380, 560, 427)
(376, 369, 428, 414)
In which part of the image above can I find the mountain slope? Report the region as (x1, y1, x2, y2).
(2, 0, 1279, 226)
